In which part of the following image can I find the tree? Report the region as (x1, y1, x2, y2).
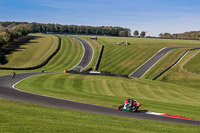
(119, 31, 126, 37)
(172, 34, 178, 39)
(140, 31, 146, 38)
(0, 30, 11, 43)
(163, 33, 171, 38)
(133, 30, 139, 37)
(0, 36, 4, 47)
(159, 33, 163, 37)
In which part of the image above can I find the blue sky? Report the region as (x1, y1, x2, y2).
(0, 0, 200, 36)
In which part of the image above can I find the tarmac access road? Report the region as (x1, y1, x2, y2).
(129, 47, 190, 78)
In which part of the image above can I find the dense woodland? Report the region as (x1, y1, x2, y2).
(159, 31, 200, 40)
(0, 21, 131, 50)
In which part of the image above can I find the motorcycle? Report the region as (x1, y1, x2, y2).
(118, 100, 142, 112)
(12, 72, 16, 78)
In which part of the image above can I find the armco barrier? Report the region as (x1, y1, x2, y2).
(0, 36, 61, 70)
(67, 70, 129, 78)
(94, 45, 104, 71)
(152, 47, 200, 80)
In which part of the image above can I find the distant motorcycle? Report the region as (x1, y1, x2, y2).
(12, 72, 16, 78)
(118, 99, 142, 112)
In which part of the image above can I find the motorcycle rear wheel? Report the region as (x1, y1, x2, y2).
(131, 106, 138, 112)
(118, 105, 124, 111)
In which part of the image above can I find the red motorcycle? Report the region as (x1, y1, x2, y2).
(118, 99, 142, 112)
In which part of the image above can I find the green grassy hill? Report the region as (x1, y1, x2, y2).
(95, 36, 200, 75)
(16, 73, 200, 120)
(1, 35, 200, 132)
(152, 49, 200, 88)
(0, 35, 84, 75)
(0, 34, 59, 68)
(143, 49, 187, 79)
(184, 51, 200, 74)
(37, 35, 84, 72)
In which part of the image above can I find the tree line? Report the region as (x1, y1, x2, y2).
(31, 22, 131, 36)
(0, 23, 32, 50)
(0, 22, 131, 36)
(159, 31, 200, 40)
(0, 21, 132, 50)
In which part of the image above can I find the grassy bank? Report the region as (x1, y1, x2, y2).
(184, 50, 200, 74)
(16, 73, 200, 120)
(38, 35, 84, 72)
(155, 49, 200, 89)
(1, 99, 199, 133)
(0, 35, 84, 75)
(0, 34, 58, 68)
(143, 49, 187, 79)
(95, 36, 200, 75)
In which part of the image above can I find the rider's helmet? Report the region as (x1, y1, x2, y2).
(125, 99, 131, 104)
(126, 99, 134, 104)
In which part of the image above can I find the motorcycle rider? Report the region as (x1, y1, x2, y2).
(12, 72, 16, 78)
(123, 98, 136, 109)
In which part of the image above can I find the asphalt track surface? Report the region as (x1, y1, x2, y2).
(0, 38, 200, 126)
(70, 36, 93, 70)
(129, 47, 190, 78)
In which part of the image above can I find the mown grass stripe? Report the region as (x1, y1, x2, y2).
(2, 99, 199, 133)
(16, 73, 200, 120)
(37, 35, 83, 72)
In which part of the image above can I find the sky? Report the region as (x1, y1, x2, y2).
(0, 0, 200, 36)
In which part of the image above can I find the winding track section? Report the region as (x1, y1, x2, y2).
(70, 36, 94, 70)
(0, 73, 200, 126)
(129, 47, 189, 78)
(0, 38, 200, 126)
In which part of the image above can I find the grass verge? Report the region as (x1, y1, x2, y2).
(156, 50, 200, 89)
(184, 50, 200, 74)
(0, 99, 199, 133)
(16, 73, 200, 120)
(143, 49, 187, 79)
(0, 34, 58, 68)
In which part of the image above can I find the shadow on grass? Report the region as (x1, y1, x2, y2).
(0, 35, 43, 65)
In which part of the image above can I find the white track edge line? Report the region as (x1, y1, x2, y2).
(69, 37, 94, 71)
(12, 74, 113, 109)
(144, 112, 164, 116)
(69, 37, 86, 70)
(81, 39, 94, 70)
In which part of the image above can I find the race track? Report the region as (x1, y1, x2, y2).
(0, 38, 199, 126)
(70, 36, 94, 70)
(0, 73, 200, 126)
(129, 47, 189, 78)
